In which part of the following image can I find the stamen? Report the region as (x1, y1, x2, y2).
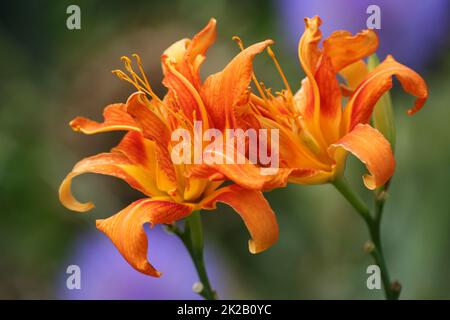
(249, 102, 262, 116)
(267, 46, 293, 97)
(113, 55, 162, 104)
(132, 54, 151, 91)
(112, 69, 150, 94)
(231, 35, 244, 51)
(232, 36, 268, 103)
(121, 56, 141, 87)
(130, 54, 163, 104)
(275, 90, 288, 102)
(259, 82, 278, 115)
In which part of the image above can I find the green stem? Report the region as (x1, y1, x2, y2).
(167, 211, 217, 300)
(332, 176, 372, 226)
(332, 176, 400, 300)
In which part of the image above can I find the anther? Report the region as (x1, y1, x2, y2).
(232, 36, 244, 51)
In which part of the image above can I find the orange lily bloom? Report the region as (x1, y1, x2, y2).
(59, 19, 279, 277)
(251, 16, 428, 189)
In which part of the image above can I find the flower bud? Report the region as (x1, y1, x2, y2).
(368, 54, 396, 151)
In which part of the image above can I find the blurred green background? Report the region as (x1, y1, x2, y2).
(0, 0, 449, 299)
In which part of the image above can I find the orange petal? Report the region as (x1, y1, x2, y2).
(112, 131, 162, 196)
(186, 18, 217, 85)
(339, 60, 369, 91)
(201, 40, 273, 130)
(186, 18, 217, 63)
(323, 29, 378, 71)
(126, 92, 171, 143)
(127, 92, 178, 193)
(200, 185, 278, 253)
(70, 103, 140, 134)
(344, 55, 428, 131)
(183, 176, 208, 202)
(297, 16, 328, 147)
(111, 131, 151, 166)
(162, 56, 210, 125)
(186, 143, 292, 191)
(190, 164, 293, 191)
(59, 151, 162, 212)
(329, 124, 395, 190)
(163, 19, 216, 88)
(257, 115, 329, 171)
(96, 199, 193, 276)
(288, 168, 333, 185)
(298, 16, 322, 78)
(315, 54, 342, 144)
(162, 39, 189, 75)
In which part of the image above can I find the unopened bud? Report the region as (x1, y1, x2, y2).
(391, 280, 402, 293)
(192, 282, 204, 294)
(364, 241, 376, 253)
(368, 54, 396, 151)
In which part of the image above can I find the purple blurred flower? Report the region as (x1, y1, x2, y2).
(277, 0, 450, 70)
(57, 225, 231, 299)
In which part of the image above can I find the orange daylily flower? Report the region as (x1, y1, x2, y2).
(59, 19, 279, 277)
(251, 16, 428, 189)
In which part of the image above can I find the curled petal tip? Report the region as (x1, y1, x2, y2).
(95, 219, 103, 228)
(95, 199, 192, 277)
(362, 174, 376, 190)
(59, 173, 96, 212)
(125, 91, 146, 104)
(304, 16, 322, 28)
(201, 185, 278, 254)
(69, 117, 86, 132)
(248, 240, 257, 254)
(330, 124, 395, 190)
(265, 39, 275, 46)
(65, 201, 95, 213)
(248, 239, 268, 254)
(408, 97, 427, 116)
(95, 218, 162, 277)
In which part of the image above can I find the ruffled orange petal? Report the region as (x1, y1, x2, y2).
(126, 92, 178, 194)
(183, 176, 208, 202)
(339, 60, 369, 91)
(297, 16, 328, 148)
(201, 40, 273, 130)
(200, 185, 278, 253)
(59, 151, 161, 212)
(329, 124, 395, 190)
(163, 18, 216, 88)
(186, 18, 217, 86)
(188, 161, 292, 191)
(112, 131, 162, 196)
(162, 39, 189, 72)
(298, 16, 322, 79)
(344, 55, 428, 131)
(126, 92, 171, 143)
(96, 199, 193, 276)
(162, 56, 210, 125)
(186, 143, 293, 191)
(315, 54, 342, 144)
(257, 115, 329, 170)
(288, 168, 333, 185)
(323, 29, 378, 71)
(70, 103, 140, 134)
(111, 131, 151, 166)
